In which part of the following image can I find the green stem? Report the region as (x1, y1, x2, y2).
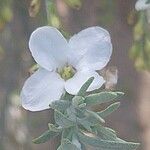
(45, 0, 53, 25)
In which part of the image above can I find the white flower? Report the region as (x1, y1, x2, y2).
(135, 0, 150, 11)
(21, 26, 112, 111)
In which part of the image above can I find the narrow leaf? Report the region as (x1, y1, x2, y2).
(95, 125, 117, 141)
(72, 134, 82, 149)
(85, 92, 124, 106)
(81, 143, 86, 150)
(85, 110, 105, 124)
(50, 100, 70, 112)
(97, 102, 120, 118)
(54, 110, 74, 128)
(61, 92, 74, 101)
(75, 106, 86, 118)
(66, 106, 77, 122)
(77, 110, 105, 132)
(77, 118, 92, 132)
(62, 127, 73, 141)
(78, 132, 140, 150)
(64, 0, 82, 9)
(72, 96, 85, 107)
(32, 130, 59, 144)
(48, 123, 62, 132)
(77, 77, 94, 96)
(78, 103, 86, 108)
(45, 0, 60, 27)
(29, 0, 41, 17)
(57, 139, 80, 150)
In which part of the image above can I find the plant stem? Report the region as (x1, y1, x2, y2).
(45, 0, 53, 25)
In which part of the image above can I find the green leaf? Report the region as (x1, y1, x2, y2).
(50, 100, 70, 112)
(94, 125, 117, 141)
(48, 123, 62, 132)
(81, 143, 86, 150)
(62, 127, 73, 141)
(72, 96, 85, 107)
(78, 132, 140, 150)
(66, 106, 77, 122)
(97, 102, 120, 118)
(77, 118, 92, 132)
(78, 103, 86, 108)
(75, 106, 86, 118)
(72, 133, 82, 149)
(57, 139, 80, 150)
(64, 0, 82, 9)
(32, 130, 60, 144)
(54, 110, 74, 128)
(77, 77, 94, 96)
(45, 0, 60, 27)
(85, 92, 124, 106)
(85, 110, 105, 124)
(76, 110, 105, 132)
(61, 92, 74, 101)
(105, 127, 117, 135)
(76, 108, 105, 131)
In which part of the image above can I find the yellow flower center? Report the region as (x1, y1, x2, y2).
(57, 65, 76, 81)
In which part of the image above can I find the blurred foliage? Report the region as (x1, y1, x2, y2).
(130, 11, 150, 71)
(6, 92, 29, 145)
(127, 10, 137, 26)
(64, 0, 82, 9)
(0, 0, 12, 30)
(45, 0, 61, 28)
(29, 0, 41, 17)
(146, 0, 150, 4)
(99, 1, 115, 26)
(0, 45, 5, 61)
(45, 0, 71, 38)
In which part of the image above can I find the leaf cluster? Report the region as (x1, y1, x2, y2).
(32, 77, 140, 150)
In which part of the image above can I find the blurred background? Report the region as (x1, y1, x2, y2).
(0, 0, 150, 150)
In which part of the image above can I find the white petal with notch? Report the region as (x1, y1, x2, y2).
(65, 70, 105, 95)
(29, 26, 68, 71)
(69, 26, 112, 71)
(21, 68, 64, 111)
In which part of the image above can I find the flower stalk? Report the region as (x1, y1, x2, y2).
(45, 0, 60, 28)
(45, 0, 52, 25)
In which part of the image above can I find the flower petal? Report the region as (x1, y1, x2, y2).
(29, 26, 68, 71)
(69, 26, 112, 70)
(65, 70, 105, 95)
(21, 68, 64, 111)
(135, 0, 150, 11)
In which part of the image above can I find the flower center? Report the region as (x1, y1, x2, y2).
(57, 65, 76, 81)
